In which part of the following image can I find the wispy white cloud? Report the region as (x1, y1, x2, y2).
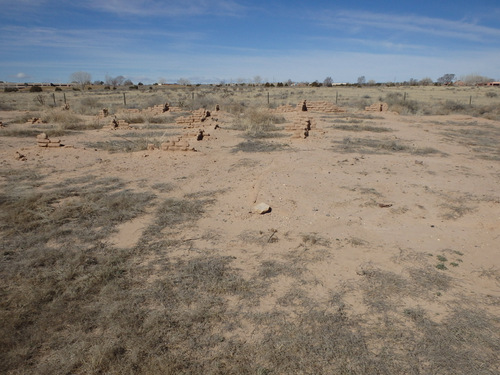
(317, 10, 500, 43)
(0, 25, 205, 52)
(303, 35, 429, 53)
(84, 0, 247, 17)
(9, 72, 31, 80)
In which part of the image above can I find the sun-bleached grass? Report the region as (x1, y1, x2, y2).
(2, 84, 500, 374)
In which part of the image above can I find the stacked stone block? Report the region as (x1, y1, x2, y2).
(37, 133, 61, 148)
(97, 108, 110, 119)
(296, 101, 345, 113)
(175, 109, 212, 127)
(160, 137, 195, 152)
(109, 118, 131, 130)
(284, 115, 316, 139)
(365, 102, 389, 112)
(26, 117, 45, 125)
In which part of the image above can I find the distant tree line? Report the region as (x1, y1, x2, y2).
(67, 71, 497, 88)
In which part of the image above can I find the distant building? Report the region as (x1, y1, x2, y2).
(486, 82, 500, 86)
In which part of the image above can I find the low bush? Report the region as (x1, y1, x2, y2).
(29, 85, 43, 92)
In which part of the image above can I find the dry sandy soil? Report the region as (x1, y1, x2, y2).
(1, 90, 499, 374)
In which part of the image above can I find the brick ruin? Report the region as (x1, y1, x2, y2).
(108, 117, 131, 130)
(96, 108, 110, 119)
(26, 117, 46, 125)
(37, 133, 61, 148)
(23, 99, 393, 154)
(160, 137, 195, 152)
(284, 114, 316, 139)
(365, 102, 389, 112)
(175, 109, 214, 127)
(298, 101, 345, 113)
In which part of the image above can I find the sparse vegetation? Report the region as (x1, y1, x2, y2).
(231, 107, 286, 138)
(334, 136, 443, 155)
(232, 139, 289, 153)
(333, 124, 392, 132)
(1, 84, 499, 374)
(87, 138, 161, 152)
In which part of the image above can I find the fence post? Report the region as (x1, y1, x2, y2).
(123, 92, 126, 106)
(469, 95, 472, 106)
(63, 93, 66, 104)
(336, 91, 338, 104)
(52, 93, 56, 106)
(267, 91, 270, 105)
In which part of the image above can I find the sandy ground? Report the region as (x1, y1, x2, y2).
(1, 108, 499, 321)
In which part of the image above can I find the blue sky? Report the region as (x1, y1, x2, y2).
(1, 0, 499, 84)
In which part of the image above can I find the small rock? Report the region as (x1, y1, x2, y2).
(252, 202, 271, 214)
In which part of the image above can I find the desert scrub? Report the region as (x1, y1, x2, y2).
(43, 109, 86, 129)
(86, 138, 162, 152)
(231, 107, 286, 138)
(77, 96, 103, 114)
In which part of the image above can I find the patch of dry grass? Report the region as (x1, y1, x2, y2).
(230, 107, 286, 138)
(232, 139, 290, 153)
(1, 166, 499, 374)
(334, 136, 444, 155)
(441, 123, 500, 160)
(1, 85, 500, 374)
(333, 124, 393, 132)
(86, 138, 161, 152)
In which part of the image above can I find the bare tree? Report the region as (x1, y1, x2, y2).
(323, 76, 333, 87)
(419, 77, 433, 86)
(70, 71, 92, 90)
(177, 78, 191, 85)
(437, 73, 455, 85)
(253, 75, 262, 85)
(461, 74, 494, 86)
(105, 75, 125, 88)
(357, 76, 366, 85)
